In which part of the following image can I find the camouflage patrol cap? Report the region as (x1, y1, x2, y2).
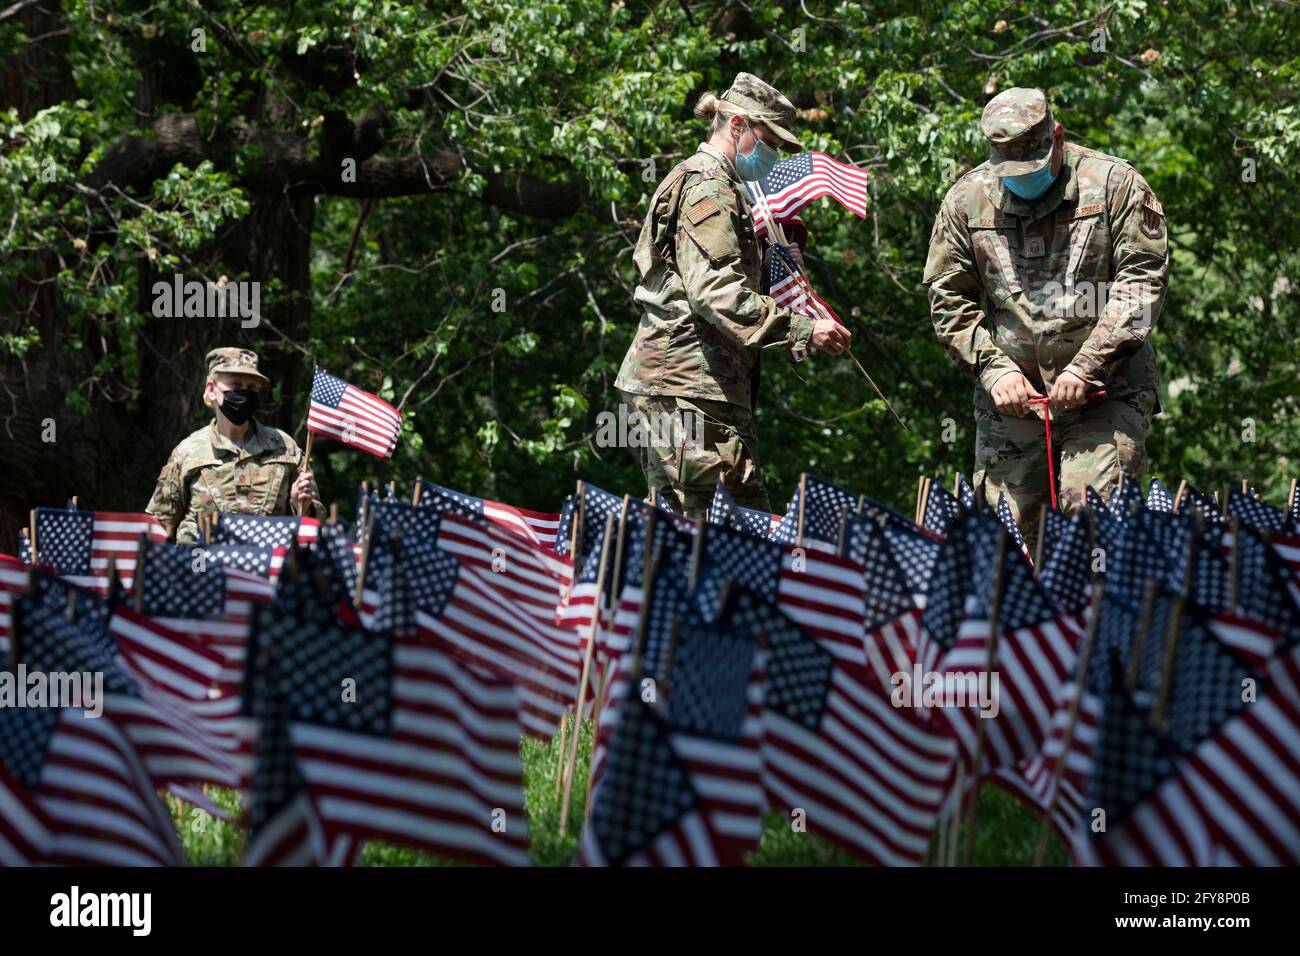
(205, 347, 269, 385)
(721, 72, 802, 153)
(981, 88, 1056, 176)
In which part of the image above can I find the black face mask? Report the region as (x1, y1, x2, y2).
(218, 387, 261, 426)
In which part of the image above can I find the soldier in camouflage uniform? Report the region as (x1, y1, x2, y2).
(924, 87, 1168, 536)
(146, 348, 323, 543)
(614, 72, 849, 517)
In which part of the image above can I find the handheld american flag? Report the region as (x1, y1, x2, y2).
(768, 245, 842, 333)
(307, 368, 403, 460)
(744, 151, 870, 236)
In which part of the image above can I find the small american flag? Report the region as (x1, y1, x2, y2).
(744, 584, 957, 865)
(32, 508, 94, 575)
(1038, 510, 1094, 614)
(204, 543, 276, 578)
(708, 479, 781, 538)
(1108, 477, 1146, 521)
(281, 552, 531, 866)
(955, 473, 979, 511)
(768, 245, 841, 331)
(1229, 488, 1286, 533)
(4, 593, 186, 866)
(939, 514, 1086, 771)
(580, 592, 766, 867)
(137, 539, 227, 618)
(414, 479, 562, 550)
(995, 493, 1033, 563)
(744, 151, 870, 231)
(307, 368, 403, 460)
(0, 761, 52, 864)
(922, 482, 962, 538)
(771, 474, 857, 552)
(209, 514, 317, 550)
(1146, 478, 1176, 513)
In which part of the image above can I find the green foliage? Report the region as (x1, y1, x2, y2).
(7, 2, 1298, 514)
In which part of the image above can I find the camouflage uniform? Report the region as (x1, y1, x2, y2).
(145, 348, 322, 543)
(614, 73, 814, 518)
(923, 88, 1168, 535)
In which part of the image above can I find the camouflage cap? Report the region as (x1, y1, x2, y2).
(981, 88, 1056, 176)
(205, 347, 269, 385)
(721, 72, 801, 153)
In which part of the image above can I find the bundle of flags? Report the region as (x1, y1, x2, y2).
(3, 472, 1299, 867)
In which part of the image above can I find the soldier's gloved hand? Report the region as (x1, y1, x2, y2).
(291, 470, 315, 515)
(989, 371, 1043, 418)
(811, 318, 850, 356)
(1049, 370, 1089, 410)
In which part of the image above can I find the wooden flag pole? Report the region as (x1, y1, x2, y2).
(582, 657, 616, 833)
(847, 349, 908, 430)
(1288, 477, 1298, 515)
(303, 431, 315, 470)
(353, 508, 377, 609)
(29, 509, 37, 566)
(1033, 580, 1106, 866)
(560, 512, 617, 831)
(1032, 504, 1049, 573)
(1172, 478, 1188, 513)
(795, 473, 808, 549)
(1228, 516, 1242, 614)
(918, 477, 933, 530)
(1152, 531, 1198, 730)
(1124, 579, 1161, 693)
(947, 760, 965, 867)
(1241, 477, 1249, 496)
(856, 493, 866, 517)
(411, 479, 423, 508)
(689, 518, 708, 590)
(608, 496, 632, 613)
(70, 495, 78, 509)
(553, 708, 570, 800)
(914, 476, 925, 525)
(962, 525, 1008, 866)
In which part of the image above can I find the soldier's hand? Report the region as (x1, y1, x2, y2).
(989, 371, 1043, 418)
(291, 470, 314, 514)
(811, 318, 850, 356)
(1049, 370, 1089, 410)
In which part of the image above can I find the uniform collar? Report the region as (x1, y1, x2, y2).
(986, 143, 1081, 222)
(208, 418, 271, 457)
(697, 142, 740, 183)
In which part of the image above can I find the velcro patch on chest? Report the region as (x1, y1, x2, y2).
(685, 197, 722, 225)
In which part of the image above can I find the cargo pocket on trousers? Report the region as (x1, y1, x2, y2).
(1113, 429, 1145, 483)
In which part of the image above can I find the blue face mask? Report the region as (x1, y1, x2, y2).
(735, 122, 780, 182)
(1001, 160, 1058, 201)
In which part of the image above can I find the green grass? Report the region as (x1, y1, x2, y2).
(173, 716, 1069, 866)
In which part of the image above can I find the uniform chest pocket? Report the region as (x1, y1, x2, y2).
(1060, 208, 1109, 286)
(256, 454, 298, 512)
(969, 226, 1025, 307)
